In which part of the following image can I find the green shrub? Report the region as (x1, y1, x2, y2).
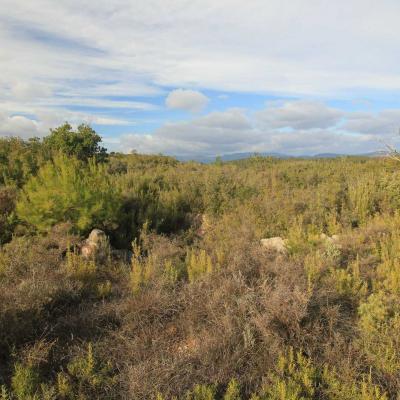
(16, 155, 121, 233)
(258, 348, 318, 400)
(224, 379, 241, 400)
(186, 249, 213, 282)
(11, 363, 40, 400)
(43, 123, 107, 163)
(0, 137, 46, 187)
(185, 384, 216, 400)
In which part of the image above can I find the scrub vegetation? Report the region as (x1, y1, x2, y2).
(1, 124, 400, 399)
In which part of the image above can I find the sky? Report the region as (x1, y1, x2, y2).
(2, 0, 400, 157)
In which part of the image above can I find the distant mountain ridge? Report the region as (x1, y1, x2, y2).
(176, 150, 389, 163)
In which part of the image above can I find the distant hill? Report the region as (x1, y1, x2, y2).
(176, 150, 389, 163)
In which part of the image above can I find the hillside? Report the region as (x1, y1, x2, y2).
(1, 130, 400, 399)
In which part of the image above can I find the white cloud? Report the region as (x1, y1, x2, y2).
(166, 89, 209, 113)
(194, 108, 251, 130)
(43, 97, 157, 110)
(117, 108, 258, 156)
(10, 82, 53, 101)
(256, 101, 343, 130)
(344, 109, 400, 136)
(3, 0, 400, 105)
(0, 113, 40, 138)
(114, 102, 389, 157)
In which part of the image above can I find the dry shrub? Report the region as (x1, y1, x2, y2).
(0, 228, 121, 390)
(103, 234, 334, 399)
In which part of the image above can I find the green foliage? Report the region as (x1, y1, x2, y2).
(322, 369, 387, 400)
(186, 249, 213, 282)
(185, 384, 216, 400)
(329, 257, 366, 298)
(0, 386, 10, 400)
(356, 232, 400, 377)
(11, 363, 40, 400)
(358, 293, 400, 375)
(97, 280, 112, 299)
(16, 155, 121, 233)
(43, 123, 107, 162)
(224, 379, 241, 400)
(0, 123, 106, 188)
(259, 348, 318, 400)
(0, 137, 46, 187)
(130, 240, 157, 293)
(375, 233, 400, 294)
(65, 343, 115, 394)
(0, 344, 111, 400)
(163, 259, 180, 284)
(348, 176, 378, 226)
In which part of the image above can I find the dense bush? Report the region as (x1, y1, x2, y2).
(43, 123, 107, 163)
(0, 137, 47, 187)
(16, 155, 121, 234)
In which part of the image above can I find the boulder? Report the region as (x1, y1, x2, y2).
(81, 229, 110, 262)
(87, 229, 107, 243)
(260, 237, 287, 254)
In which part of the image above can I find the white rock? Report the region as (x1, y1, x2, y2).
(81, 229, 109, 262)
(260, 237, 287, 254)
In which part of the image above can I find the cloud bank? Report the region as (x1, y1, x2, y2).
(1, 1, 400, 155)
(116, 101, 395, 157)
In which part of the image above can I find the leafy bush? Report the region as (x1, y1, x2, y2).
(186, 248, 213, 282)
(43, 123, 107, 162)
(11, 363, 40, 400)
(16, 155, 121, 233)
(258, 348, 318, 400)
(0, 137, 46, 187)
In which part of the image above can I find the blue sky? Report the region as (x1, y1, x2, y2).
(2, 0, 400, 157)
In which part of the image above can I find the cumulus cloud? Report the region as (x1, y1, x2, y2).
(344, 109, 400, 136)
(114, 101, 389, 157)
(118, 109, 254, 155)
(166, 89, 209, 113)
(256, 101, 343, 130)
(192, 108, 251, 130)
(0, 112, 40, 138)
